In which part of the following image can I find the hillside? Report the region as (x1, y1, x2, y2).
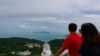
(0, 37, 44, 56)
(0, 37, 64, 56)
(48, 39, 64, 53)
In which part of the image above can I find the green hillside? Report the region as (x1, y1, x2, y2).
(0, 37, 44, 56)
(0, 37, 64, 56)
(48, 39, 64, 53)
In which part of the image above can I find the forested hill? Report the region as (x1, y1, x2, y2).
(0, 37, 44, 52)
(48, 39, 64, 53)
(0, 37, 64, 56)
(0, 37, 44, 46)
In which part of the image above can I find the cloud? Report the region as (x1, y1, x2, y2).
(0, 0, 100, 33)
(18, 23, 32, 29)
(1, 0, 100, 42)
(82, 10, 100, 15)
(0, 0, 68, 15)
(0, 0, 100, 20)
(83, 14, 100, 18)
(1, 0, 100, 15)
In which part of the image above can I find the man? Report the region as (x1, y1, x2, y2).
(53, 23, 82, 56)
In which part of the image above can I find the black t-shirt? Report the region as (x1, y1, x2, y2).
(79, 43, 100, 56)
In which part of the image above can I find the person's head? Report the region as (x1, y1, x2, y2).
(81, 23, 100, 44)
(68, 23, 77, 32)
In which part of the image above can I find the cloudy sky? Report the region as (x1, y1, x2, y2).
(0, 0, 100, 40)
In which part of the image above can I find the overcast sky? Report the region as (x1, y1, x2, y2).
(0, 0, 100, 38)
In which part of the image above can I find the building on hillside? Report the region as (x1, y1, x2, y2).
(24, 43, 41, 48)
(17, 50, 31, 56)
(11, 52, 15, 54)
(34, 43, 41, 47)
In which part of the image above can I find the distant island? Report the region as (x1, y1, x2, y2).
(34, 31, 50, 34)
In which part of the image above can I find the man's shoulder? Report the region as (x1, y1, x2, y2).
(69, 33, 79, 36)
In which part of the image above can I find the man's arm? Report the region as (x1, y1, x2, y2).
(53, 36, 72, 56)
(54, 48, 65, 56)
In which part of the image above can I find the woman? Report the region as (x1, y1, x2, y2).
(79, 23, 100, 56)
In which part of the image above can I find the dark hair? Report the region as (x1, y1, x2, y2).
(79, 29, 81, 33)
(81, 23, 100, 44)
(68, 23, 77, 32)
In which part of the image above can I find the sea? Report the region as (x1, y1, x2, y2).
(0, 32, 67, 42)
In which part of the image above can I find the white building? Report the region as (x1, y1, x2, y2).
(24, 43, 41, 48)
(17, 50, 31, 56)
